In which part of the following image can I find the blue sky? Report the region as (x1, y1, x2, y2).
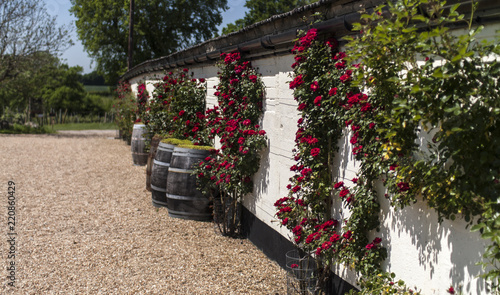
(44, 0, 247, 73)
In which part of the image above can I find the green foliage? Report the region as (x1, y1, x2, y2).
(41, 63, 86, 113)
(349, 272, 421, 295)
(80, 71, 107, 86)
(275, 0, 499, 292)
(344, 0, 500, 290)
(221, 0, 318, 35)
(0, 124, 53, 135)
(0, 52, 105, 123)
(70, 0, 228, 83)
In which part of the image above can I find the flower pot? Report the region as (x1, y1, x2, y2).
(166, 146, 212, 221)
(286, 250, 317, 295)
(131, 123, 148, 166)
(151, 142, 174, 207)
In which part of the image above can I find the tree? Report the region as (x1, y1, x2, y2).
(221, 0, 318, 35)
(41, 63, 86, 113)
(0, 51, 89, 121)
(80, 71, 107, 86)
(0, 0, 72, 84)
(70, 0, 228, 84)
(0, 52, 59, 119)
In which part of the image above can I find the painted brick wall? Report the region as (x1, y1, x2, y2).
(127, 23, 499, 292)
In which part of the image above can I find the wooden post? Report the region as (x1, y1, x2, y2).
(127, 0, 134, 71)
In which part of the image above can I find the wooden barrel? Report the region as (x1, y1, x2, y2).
(166, 147, 211, 221)
(131, 123, 148, 166)
(151, 142, 174, 207)
(146, 135, 162, 192)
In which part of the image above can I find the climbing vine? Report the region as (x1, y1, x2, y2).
(276, 0, 499, 293)
(194, 52, 267, 236)
(274, 27, 390, 293)
(135, 82, 148, 123)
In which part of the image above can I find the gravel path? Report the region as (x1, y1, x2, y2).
(0, 133, 286, 294)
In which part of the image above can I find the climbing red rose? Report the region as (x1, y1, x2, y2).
(310, 148, 320, 157)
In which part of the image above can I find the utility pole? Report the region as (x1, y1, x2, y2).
(127, 0, 134, 71)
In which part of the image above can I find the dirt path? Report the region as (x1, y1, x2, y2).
(0, 133, 285, 294)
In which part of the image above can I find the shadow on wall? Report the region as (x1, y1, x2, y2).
(330, 128, 489, 293)
(247, 144, 271, 214)
(376, 186, 489, 294)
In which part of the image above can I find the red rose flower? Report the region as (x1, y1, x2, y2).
(365, 243, 375, 250)
(310, 81, 319, 92)
(314, 96, 322, 106)
(310, 148, 320, 157)
(339, 188, 350, 198)
(282, 218, 289, 225)
(397, 182, 410, 192)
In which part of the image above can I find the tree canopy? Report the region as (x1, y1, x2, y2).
(0, 0, 72, 84)
(70, 0, 228, 84)
(80, 71, 107, 86)
(221, 0, 317, 35)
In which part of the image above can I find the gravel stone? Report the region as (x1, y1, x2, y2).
(0, 133, 286, 294)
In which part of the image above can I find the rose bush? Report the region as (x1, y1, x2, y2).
(144, 69, 208, 145)
(194, 52, 267, 236)
(113, 80, 135, 143)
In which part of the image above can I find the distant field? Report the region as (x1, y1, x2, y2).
(53, 122, 117, 130)
(84, 85, 112, 93)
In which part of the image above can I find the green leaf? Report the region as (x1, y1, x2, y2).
(413, 15, 427, 22)
(470, 224, 485, 232)
(449, 3, 460, 13)
(432, 67, 444, 78)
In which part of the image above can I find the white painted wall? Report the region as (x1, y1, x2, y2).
(127, 22, 499, 293)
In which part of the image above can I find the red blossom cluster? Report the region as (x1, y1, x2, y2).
(145, 69, 207, 143)
(135, 83, 149, 123)
(195, 52, 267, 198)
(274, 27, 387, 275)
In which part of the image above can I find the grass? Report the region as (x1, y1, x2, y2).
(52, 122, 117, 130)
(0, 122, 117, 134)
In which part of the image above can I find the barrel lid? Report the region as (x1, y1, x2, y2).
(172, 146, 211, 156)
(176, 144, 214, 151)
(161, 138, 192, 146)
(158, 142, 176, 150)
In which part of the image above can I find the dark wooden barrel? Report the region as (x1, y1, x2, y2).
(166, 147, 211, 221)
(151, 142, 175, 207)
(131, 123, 148, 166)
(146, 135, 162, 191)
